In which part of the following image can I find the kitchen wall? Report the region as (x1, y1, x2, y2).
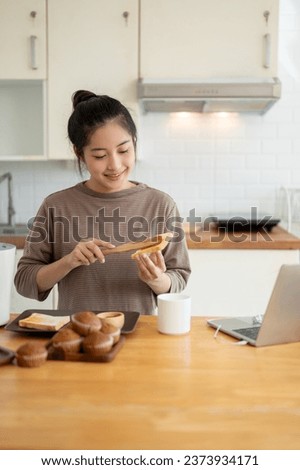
(0, 0, 299, 229)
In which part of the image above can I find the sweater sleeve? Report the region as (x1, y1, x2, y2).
(163, 203, 191, 293)
(14, 201, 54, 301)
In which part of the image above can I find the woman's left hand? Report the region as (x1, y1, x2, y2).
(134, 251, 171, 294)
(135, 251, 166, 281)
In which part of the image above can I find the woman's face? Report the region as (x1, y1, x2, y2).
(81, 120, 136, 193)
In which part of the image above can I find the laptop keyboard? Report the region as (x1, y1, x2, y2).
(233, 326, 260, 340)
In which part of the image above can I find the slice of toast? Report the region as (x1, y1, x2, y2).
(102, 232, 173, 256)
(19, 313, 70, 331)
(131, 233, 173, 259)
(131, 238, 169, 259)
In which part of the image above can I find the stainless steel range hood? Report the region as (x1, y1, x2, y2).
(138, 77, 281, 114)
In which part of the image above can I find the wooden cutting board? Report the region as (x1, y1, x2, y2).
(47, 335, 125, 363)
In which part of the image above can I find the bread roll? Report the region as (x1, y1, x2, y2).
(16, 341, 48, 367)
(71, 311, 101, 336)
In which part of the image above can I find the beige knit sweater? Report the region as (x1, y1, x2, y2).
(15, 182, 191, 314)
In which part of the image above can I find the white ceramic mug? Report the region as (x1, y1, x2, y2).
(157, 293, 191, 335)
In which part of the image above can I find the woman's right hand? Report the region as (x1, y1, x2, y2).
(65, 238, 116, 269)
(36, 238, 116, 294)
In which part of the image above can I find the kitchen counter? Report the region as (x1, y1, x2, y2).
(1, 314, 300, 450)
(3, 225, 300, 317)
(1, 224, 300, 250)
(0, 234, 27, 249)
(182, 222, 300, 316)
(185, 224, 300, 250)
(183, 224, 300, 317)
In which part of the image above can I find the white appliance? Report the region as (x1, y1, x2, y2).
(138, 77, 281, 114)
(0, 243, 16, 325)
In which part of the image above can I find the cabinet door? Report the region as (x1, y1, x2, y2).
(183, 249, 299, 317)
(140, 0, 279, 79)
(47, 0, 138, 160)
(0, 0, 46, 79)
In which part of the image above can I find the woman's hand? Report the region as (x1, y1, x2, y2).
(65, 238, 115, 269)
(36, 238, 115, 294)
(134, 251, 171, 295)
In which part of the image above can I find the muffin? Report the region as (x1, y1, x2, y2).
(82, 331, 114, 356)
(51, 328, 82, 353)
(100, 323, 121, 345)
(71, 311, 102, 336)
(16, 341, 48, 368)
(97, 311, 125, 329)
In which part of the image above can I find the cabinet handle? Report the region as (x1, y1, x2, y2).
(122, 11, 129, 25)
(30, 35, 38, 70)
(263, 33, 271, 68)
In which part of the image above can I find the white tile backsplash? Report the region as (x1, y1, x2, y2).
(0, 161, 82, 225)
(246, 154, 277, 169)
(1, 0, 300, 227)
(262, 139, 292, 154)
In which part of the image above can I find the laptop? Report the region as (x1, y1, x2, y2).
(207, 264, 300, 347)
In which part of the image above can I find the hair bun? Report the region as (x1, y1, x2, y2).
(72, 90, 97, 109)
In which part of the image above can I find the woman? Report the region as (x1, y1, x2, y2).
(15, 91, 191, 314)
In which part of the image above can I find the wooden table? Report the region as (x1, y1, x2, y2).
(1, 315, 300, 450)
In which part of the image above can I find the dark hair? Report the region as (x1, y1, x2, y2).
(67, 90, 137, 173)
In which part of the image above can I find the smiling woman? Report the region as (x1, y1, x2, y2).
(68, 91, 138, 185)
(14, 91, 191, 315)
(80, 123, 136, 194)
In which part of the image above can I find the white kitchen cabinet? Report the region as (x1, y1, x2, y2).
(0, 0, 46, 79)
(0, 0, 46, 160)
(0, 80, 45, 159)
(140, 0, 279, 79)
(10, 249, 56, 313)
(183, 249, 299, 317)
(47, 0, 138, 159)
